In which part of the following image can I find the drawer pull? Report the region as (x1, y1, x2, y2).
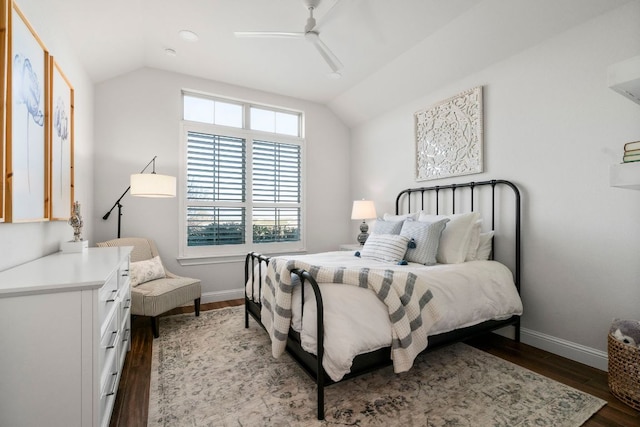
(105, 372, 118, 397)
(123, 299, 131, 310)
(106, 289, 118, 303)
(106, 331, 118, 349)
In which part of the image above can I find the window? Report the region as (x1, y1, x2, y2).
(180, 93, 304, 259)
(250, 107, 300, 136)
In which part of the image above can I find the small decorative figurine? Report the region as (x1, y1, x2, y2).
(68, 201, 84, 242)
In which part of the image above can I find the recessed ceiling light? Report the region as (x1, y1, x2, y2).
(179, 30, 199, 42)
(165, 48, 177, 57)
(327, 71, 342, 79)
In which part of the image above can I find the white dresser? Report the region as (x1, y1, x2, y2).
(0, 246, 132, 427)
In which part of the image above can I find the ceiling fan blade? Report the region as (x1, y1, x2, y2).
(234, 31, 305, 39)
(306, 32, 343, 73)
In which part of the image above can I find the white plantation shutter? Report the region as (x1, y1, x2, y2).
(253, 140, 301, 203)
(186, 132, 247, 246)
(187, 132, 245, 202)
(252, 140, 301, 243)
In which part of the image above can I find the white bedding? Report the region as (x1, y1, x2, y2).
(247, 250, 523, 381)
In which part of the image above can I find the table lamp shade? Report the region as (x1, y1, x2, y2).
(351, 200, 377, 220)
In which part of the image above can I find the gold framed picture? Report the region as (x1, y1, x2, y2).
(49, 58, 74, 220)
(0, 0, 7, 222)
(5, 1, 50, 222)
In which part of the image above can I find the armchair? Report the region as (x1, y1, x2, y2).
(97, 237, 201, 338)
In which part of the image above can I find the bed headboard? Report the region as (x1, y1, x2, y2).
(395, 179, 521, 292)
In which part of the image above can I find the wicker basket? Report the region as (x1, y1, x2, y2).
(608, 333, 640, 411)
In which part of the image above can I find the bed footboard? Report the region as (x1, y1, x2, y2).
(244, 252, 328, 419)
(244, 252, 269, 328)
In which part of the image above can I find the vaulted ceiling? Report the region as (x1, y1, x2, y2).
(30, 0, 632, 126)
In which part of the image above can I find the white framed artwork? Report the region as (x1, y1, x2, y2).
(415, 86, 483, 181)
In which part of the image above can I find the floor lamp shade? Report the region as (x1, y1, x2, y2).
(130, 173, 176, 197)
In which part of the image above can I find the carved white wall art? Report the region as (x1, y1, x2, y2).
(415, 86, 483, 181)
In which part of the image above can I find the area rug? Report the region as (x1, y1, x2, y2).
(148, 306, 605, 426)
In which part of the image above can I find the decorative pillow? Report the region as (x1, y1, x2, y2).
(129, 256, 166, 286)
(475, 231, 494, 261)
(400, 219, 449, 265)
(465, 220, 483, 262)
(418, 211, 480, 264)
(372, 219, 404, 235)
(383, 212, 417, 222)
(360, 234, 410, 263)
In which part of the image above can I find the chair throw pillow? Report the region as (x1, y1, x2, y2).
(129, 255, 166, 286)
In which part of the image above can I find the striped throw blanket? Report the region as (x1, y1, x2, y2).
(261, 257, 441, 374)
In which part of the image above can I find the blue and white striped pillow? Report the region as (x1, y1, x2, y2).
(400, 219, 449, 265)
(360, 234, 410, 263)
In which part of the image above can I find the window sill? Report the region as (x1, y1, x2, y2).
(177, 248, 308, 266)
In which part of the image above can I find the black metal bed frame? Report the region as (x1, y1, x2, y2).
(244, 179, 521, 420)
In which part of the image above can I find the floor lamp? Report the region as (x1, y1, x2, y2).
(102, 156, 176, 238)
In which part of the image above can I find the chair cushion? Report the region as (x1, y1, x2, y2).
(131, 277, 201, 317)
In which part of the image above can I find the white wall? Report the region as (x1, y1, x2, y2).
(0, 0, 94, 271)
(350, 2, 640, 369)
(93, 68, 351, 302)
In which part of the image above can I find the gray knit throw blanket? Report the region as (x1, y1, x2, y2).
(261, 257, 441, 374)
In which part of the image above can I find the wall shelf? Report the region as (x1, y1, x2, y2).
(610, 161, 640, 190)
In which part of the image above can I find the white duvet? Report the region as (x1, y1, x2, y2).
(247, 251, 523, 381)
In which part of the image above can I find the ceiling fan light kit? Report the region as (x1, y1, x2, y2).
(234, 0, 343, 74)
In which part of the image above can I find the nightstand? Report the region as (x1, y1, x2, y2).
(339, 243, 362, 251)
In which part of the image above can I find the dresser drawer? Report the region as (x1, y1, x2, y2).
(118, 320, 130, 368)
(98, 271, 119, 327)
(119, 284, 131, 322)
(99, 309, 119, 382)
(99, 353, 119, 427)
(118, 259, 130, 289)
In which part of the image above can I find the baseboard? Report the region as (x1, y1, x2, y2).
(201, 288, 244, 304)
(521, 328, 608, 372)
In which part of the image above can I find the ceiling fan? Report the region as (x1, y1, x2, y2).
(234, 0, 344, 74)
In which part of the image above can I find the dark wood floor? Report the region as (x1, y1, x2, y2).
(110, 300, 639, 427)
